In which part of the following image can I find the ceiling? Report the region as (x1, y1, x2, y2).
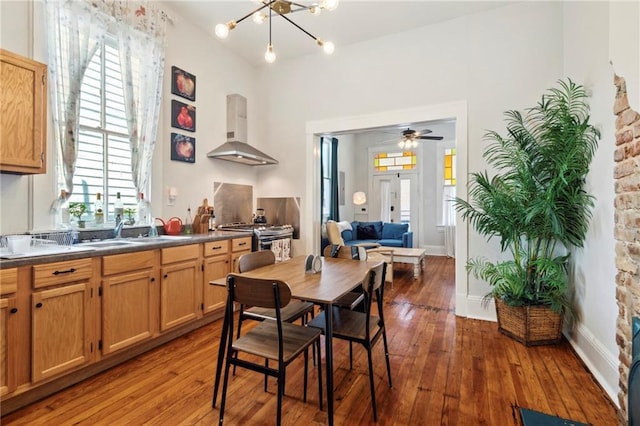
(162, 1, 511, 67)
(162, 1, 509, 138)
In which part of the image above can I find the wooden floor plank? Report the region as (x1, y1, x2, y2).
(1, 256, 618, 425)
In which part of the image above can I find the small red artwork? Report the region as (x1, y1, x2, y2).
(171, 100, 195, 132)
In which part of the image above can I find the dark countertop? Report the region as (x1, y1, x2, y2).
(0, 230, 251, 268)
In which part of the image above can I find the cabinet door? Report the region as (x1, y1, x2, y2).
(32, 283, 91, 382)
(203, 255, 229, 314)
(160, 260, 200, 331)
(102, 270, 156, 355)
(0, 49, 47, 174)
(1, 296, 17, 396)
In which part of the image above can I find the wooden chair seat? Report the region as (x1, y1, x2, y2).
(244, 300, 315, 323)
(233, 320, 321, 363)
(308, 309, 380, 342)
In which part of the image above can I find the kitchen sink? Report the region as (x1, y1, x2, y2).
(82, 240, 140, 248)
(127, 235, 193, 243)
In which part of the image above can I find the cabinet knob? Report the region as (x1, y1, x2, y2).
(150, 277, 155, 282)
(164, 274, 168, 279)
(35, 302, 43, 308)
(10, 307, 18, 314)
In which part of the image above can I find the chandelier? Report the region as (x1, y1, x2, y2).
(215, 0, 339, 63)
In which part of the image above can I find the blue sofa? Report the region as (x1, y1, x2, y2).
(342, 221, 413, 248)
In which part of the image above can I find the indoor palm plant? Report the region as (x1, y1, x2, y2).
(455, 79, 600, 345)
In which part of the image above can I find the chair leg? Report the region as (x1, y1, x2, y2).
(366, 345, 377, 422)
(349, 342, 353, 370)
(264, 359, 269, 392)
(382, 328, 392, 388)
(233, 314, 244, 376)
(219, 352, 233, 425)
(277, 367, 284, 426)
(303, 348, 308, 403)
(316, 338, 323, 411)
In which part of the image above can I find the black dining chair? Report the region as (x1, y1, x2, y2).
(323, 244, 368, 311)
(307, 261, 392, 422)
(219, 274, 323, 425)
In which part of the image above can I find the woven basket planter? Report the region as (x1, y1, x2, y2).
(495, 298, 563, 346)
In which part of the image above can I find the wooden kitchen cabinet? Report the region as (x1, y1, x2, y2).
(31, 259, 94, 382)
(230, 236, 252, 273)
(0, 49, 47, 174)
(101, 250, 158, 355)
(160, 244, 201, 331)
(202, 240, 230, 314)
(0, 268, 18, 396)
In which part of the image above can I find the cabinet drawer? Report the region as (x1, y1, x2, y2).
(204, 240, 229, 257)
(103, 250, 155, 276)
(231, 237, 252, 253)
(33, 259, 93, 288)
(161, 244, 199, 264)
(0, 268, 17, 294)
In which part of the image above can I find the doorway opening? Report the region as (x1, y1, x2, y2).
(305, 100, 470, 317)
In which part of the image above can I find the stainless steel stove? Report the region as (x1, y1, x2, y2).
(216, 223, 294, 260)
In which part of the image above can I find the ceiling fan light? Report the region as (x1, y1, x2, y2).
(265, 43, 276, 63)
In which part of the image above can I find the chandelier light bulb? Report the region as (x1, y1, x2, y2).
(252, 12, 267, 24)
(215, 21, 236, 39)
(323, 41, 335, 54)
(265, 44, 276, 63)
(309, 6, 321, 15)
(320, 0, 339, 11)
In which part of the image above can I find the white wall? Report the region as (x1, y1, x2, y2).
(255, 0, 563, 304)
(561, 0, 639, 404)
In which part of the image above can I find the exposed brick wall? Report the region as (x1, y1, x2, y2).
(614, 74, 640, 424)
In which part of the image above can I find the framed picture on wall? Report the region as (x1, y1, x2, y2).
(171, 133, 195, 163)
(171, 66, 196, 101)
(171, 100, 196, 132)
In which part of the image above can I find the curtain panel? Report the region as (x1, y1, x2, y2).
(46, 0, 167, 213)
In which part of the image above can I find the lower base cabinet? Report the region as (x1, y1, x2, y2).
(31, 282, 92, 382)
(101, 251, 158, 355)
(160, 245, 201, 331)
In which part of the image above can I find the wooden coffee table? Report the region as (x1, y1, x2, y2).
(378, 246, 427, 279)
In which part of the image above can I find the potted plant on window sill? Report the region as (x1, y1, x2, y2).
(455, 79, 600, 346)
(124, 207, 136, 226)
(68, 202, 87, 229)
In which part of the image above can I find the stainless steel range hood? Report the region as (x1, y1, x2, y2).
(207, 94, 278, 166)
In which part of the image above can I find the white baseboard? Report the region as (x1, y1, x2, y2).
(564, 323, 620, 407)
(423, 245, 446, 256)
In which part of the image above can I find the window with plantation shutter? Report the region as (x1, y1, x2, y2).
(67, 34, 137, 221)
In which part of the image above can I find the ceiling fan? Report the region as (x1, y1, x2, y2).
(397, 128, 443, 149)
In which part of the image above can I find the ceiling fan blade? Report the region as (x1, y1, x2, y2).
(415, 129, 433, 135)
(418, 135, 444, 140)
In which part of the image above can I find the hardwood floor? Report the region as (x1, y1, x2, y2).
(2, 256, 618, 425)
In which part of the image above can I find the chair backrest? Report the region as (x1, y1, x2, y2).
(323, 244, 367, 260)
(363, 262, 386, 296)
(227, 273, 291, 310)
(238, 250, 276, 273)
(326, 220, 345, 245)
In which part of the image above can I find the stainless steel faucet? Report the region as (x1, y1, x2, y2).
(114, 215, 124, 239)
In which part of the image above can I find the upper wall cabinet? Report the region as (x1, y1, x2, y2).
(0, 49, 47, 174)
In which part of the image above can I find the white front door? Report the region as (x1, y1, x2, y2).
(372, 173, 418, 244)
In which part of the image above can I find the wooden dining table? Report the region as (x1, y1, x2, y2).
(210, 255, 381, 426)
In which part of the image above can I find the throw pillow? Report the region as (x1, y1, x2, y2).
(382, 222, 409, 240)
(358, 224, 379, 240)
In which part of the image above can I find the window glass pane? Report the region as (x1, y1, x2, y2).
(400, 179, 410, 224)
(69, 35, 136, 224)
(380, 180, 390, 222)
(374, 151, 416, 172)
(444, 148, 457, 186)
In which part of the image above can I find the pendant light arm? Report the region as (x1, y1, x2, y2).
(277, 12, 318, 41)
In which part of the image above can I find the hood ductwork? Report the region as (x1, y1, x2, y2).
(207, 94, 278, 166)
